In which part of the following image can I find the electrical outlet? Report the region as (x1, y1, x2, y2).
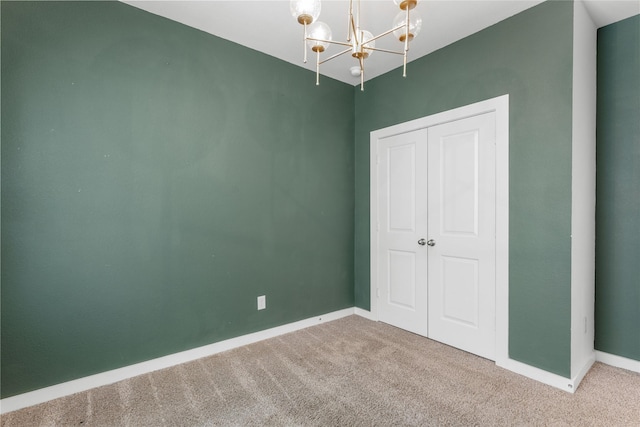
(257, 295, 266, 310)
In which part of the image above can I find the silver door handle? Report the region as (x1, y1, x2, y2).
(426, 239, 436, 246)
(418, 239, 426, 246)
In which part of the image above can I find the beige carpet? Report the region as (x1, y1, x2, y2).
(2, 315, 639, 426)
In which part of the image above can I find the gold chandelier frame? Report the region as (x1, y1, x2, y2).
(294, 0, 420, 91)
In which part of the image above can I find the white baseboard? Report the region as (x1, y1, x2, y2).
(497, 359, 574, 392)
(0, 307, 355, 414)
(361, 308, 596, 394)
(497, 352, 595, 394)
(596, 351, 640, 373)
(5, 308, 619, 413)
(572, 352, 596, 390)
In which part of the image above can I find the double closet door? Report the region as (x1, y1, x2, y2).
(376, 112, 496, 360)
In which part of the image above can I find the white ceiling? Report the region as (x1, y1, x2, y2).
(122, 0, 639, 86)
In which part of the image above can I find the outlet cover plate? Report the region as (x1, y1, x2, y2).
(257, 295, 266, 310)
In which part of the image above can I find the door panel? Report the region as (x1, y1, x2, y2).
(441, 255, 479, 326)
(388, 144, 416, 232)
(427, 112, 496, 360)
(377, 130, 429, 336)
(388, 250, 416, 309)
(441, 132, 478, 236)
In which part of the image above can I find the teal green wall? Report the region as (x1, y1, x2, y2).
(354, 0, 574, 377)
(595, 15, 640, 361)
(9, 0, 631, 398)
(1, 1, 354, 398)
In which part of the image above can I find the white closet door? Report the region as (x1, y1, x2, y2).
(377, 129, 429, 336)
(427, 112, 496, 360)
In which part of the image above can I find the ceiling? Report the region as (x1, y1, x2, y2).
(122, 0, 639, 86)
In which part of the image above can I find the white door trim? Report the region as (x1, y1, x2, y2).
(369, 94, 510, 367)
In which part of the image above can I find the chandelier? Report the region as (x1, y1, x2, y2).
(290, 0, 422, 90)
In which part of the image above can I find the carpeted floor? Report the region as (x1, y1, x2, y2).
(2, 315, 639, 426)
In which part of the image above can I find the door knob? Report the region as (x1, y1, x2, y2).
(418, 238, 426, 246)
(427, 239, 436, 246)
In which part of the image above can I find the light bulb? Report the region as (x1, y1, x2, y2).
(393, 10, 422, 42)
(306, 21, 332, 52)
(393, 0, 418, 11)
(290, 0, 321, 25)
(360, 30, 375, 58)
(352, 29, 375, 59)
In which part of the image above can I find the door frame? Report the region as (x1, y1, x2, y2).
(369, 94, 509, 367)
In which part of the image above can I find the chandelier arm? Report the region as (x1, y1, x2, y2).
(319, 47, 353, 65)
(303, 23, 308, 63)
(404, 7, 410, 53)
(306, 38, 352, 48)
(403, 5, 410, 76)
(403, 50, 407, 77)
(350, 14, 358, 43)
(366, 25, 406, 45)
(365, 46, 405, 55)
(316, 49, 321, 85)
(359, 56, 364, 91)
(347, 0, 354, 41)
